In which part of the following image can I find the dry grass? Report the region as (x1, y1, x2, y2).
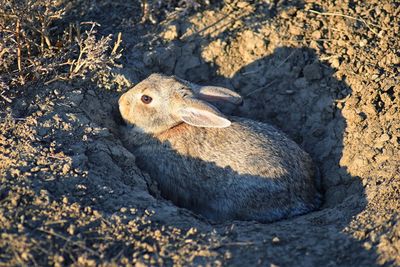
(0, 0, 122, 95)
(0, 0, 210, 99)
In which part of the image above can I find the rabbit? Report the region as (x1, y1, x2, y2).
(119, 73, 321, 223)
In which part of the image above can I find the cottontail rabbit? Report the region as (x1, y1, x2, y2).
(119, 73, 321, 222)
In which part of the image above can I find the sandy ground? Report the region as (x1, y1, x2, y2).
(1, 0, 399, 266)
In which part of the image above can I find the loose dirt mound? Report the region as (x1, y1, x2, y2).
(1, 1, 399, 266)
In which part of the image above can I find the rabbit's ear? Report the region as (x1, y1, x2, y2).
(195, 86, 243, 105)
(176, 100, 231, 128)
(174, 76, 242, 105)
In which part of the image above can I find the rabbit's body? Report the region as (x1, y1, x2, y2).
(119, 73, 321, 222)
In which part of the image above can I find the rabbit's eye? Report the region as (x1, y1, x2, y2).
(141, 95, 152, 104)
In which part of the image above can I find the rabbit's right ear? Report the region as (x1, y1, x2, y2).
(176, 99, 231, 128)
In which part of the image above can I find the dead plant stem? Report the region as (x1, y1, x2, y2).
(308, 9, 379, 36)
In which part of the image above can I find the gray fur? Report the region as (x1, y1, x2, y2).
(119, 73, 321, 223)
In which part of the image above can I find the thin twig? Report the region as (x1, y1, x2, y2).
(276, 49, 297, 68)
(38, 228, 99, 256)
(334, 94, 351, 103)
(243, 48, 298, 97)
(48, 154, 67, 160)
(179, 2, 252, 40)
(245, 80, 277, 97)
(0, 93, 12, 103)
(212, 241, 256, 249)
(242, 49, 297, 76)
(111, 32, 122, 55)
(308, 9, 379, 36)
(44, 220, 69, 225)
(15, 19, 23, 81)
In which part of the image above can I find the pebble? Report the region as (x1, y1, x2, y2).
(162, 24, 179, 41)
(120, 207, 127, 213)
(303, 63, 323, 81)
(331, 58, 340, 68)
(142, 51, 155, 66)
(224, 251, 232, 259)
(359, 39, 368, 47)
(31, 166, 40, 172)
(289, 25, 302, 35)
(272, 236, 280, 244)
(62, 164, 70, 174)
(311, 30, 322, 39)
(379, 133, 390, 142)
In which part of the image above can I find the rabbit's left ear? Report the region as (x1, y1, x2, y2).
(176, 99, 231, 128)
(195, 86, 243, 105)
(174, 76, 242, 105)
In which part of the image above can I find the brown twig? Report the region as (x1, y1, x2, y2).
(111, 32, 122, 55)
(0, 92, 12, 103)
(15, 19, 23, 82)
(179, 2, 252, 41)
(38, 228, 99, 256)
(308, 9, 380, 36)
(245, 80, 277, 97)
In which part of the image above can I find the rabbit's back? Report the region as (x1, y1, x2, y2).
(130, 117, 320, 222)
(157, 117, 311, 178)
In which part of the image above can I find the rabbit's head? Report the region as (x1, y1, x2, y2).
(119, 73, 243, 134)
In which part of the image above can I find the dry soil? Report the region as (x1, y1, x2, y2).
(1, 0, 399, 266)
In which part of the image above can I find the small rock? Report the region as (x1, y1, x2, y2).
(379, 133, 390, 142)
(186, 227, 198, 236)
(10, 168, 21, 178)
(330, 58, 340, 68)
(71, 154, 88, 169)
(162, 24, 179, 41)
(155, 46, 179, 74)
(337, 39, 347, 46)
(143, 51, 155, 66)
(272, 236, 280, 244)
(303, 63, 323, 81)
(92, 127, 110, 137)
(120, 207, 127, 213)
(224, 251, 232, 259)
(312, 127, 325, 137)
(281, 7, 297, 18)
(67, 224, 76, 235)
(174, 55, 201, 77)
(135, 262, 147, 267)
(67, 91, 83, 104)
(237, 1, 249, 8)
(62, 164, 70, 175)
(87, 90, 95, 96)
(371, 74, 379, 80)
(181, 42, 197, 56)
(383, 3, 393, 13)
(311, 30, 322, 39)
(294, 77, 308, 88)
(289, 25, 302, 35)
(359, 39, 368, 47)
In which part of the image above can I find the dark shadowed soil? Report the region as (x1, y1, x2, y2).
(1, 0, 399, 266)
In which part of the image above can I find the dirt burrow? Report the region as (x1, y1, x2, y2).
(1, 0, 399, 266)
